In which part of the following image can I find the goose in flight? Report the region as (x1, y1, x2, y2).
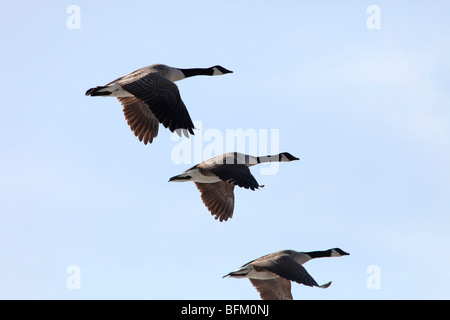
(85, 64, 233, 144)
(223, 248, 349, 300)
(169, 152, 299, 221)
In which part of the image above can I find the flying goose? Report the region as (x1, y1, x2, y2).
(169, 152, 299, 222)
(85, 64, 233, 144)
(223, 248, 349, 300)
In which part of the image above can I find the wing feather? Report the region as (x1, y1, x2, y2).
(249, 278, 293, 300)
(118, 97, 159, 145)
(194, 182, 235, 222)
(119, 71, 195, 135)
(254, 253, 322, 288)
(208, 164, 261, 190)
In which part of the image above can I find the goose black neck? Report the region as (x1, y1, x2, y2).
(179, 68, 214, 78)
(304, 250, 331, 259)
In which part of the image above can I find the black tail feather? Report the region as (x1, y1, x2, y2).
(222, 269, 249, 278)
(85, 86, 111, 96)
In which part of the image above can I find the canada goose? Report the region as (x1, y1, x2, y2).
(223, 248, 349, 300)
(85, 64, 233, 144)
(169, 152, 299, 221)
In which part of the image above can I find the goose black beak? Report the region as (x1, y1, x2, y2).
(282, 152, 300, 161)
(216, 66, 233, 74)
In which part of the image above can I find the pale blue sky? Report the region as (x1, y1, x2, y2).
(1, 1, 449, 299)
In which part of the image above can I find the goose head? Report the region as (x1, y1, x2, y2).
(212, 65, 233, 75)
(279, 152, 300, 162)
(330, 248, 350, 257)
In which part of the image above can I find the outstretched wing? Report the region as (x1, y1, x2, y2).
(255, 254, 327, 288)
(194, 182, 235, 222)
(119, 71, 195, 135)
(249, 278, 293, 300)
(117, 97, 159, 145)
(208, 164, 261, 190)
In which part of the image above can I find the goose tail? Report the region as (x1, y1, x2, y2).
(222, 268, 249, 279)
(85, 86, 112, 96)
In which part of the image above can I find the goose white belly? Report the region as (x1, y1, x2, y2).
(246, 267, 279, 280)
(102, 83, 134, 97)
(188, 168, 222, 183)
